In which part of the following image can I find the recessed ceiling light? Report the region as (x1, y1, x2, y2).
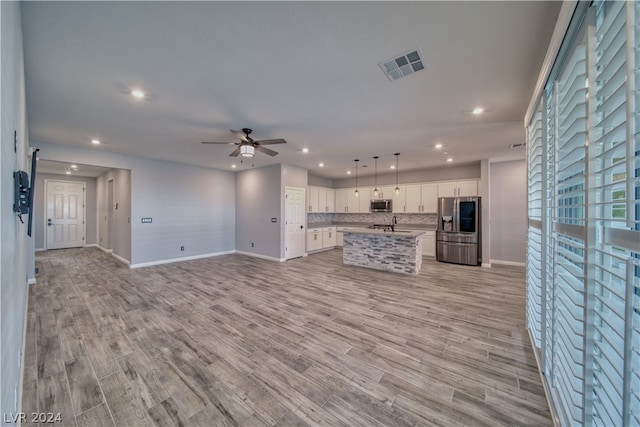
(447, 158, 453, 162)
(319, 163, 324, 167)
(65, 170, 71, 175)
(91, 139, 101, 145)
(347, 171, 351, 175)
(70, 164, 78, 169)
(472, 107, 484, 115)
(390, 165, 396, 169)
(302, 148, 309, 153)
(131, 89, 145, 99)
(435, 143, 443, 149)
(231, 164, 237, 169)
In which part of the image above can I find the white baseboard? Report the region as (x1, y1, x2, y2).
(129, 250, 236, 269)
(111, 253, 130, 266)
(97, 245, 113, 254)
(481, 262, 492, 268)
(491, 259, 526, 267)
(35, 248, 45, 252)
(27, 278, 36, 285)
(84, 244, 98, 248)
(235, 250, 285, 263)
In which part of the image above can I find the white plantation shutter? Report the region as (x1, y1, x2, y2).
(591, 2, 633, 425)
(527, 102, 544, 348)
(525, 2, 640, 426)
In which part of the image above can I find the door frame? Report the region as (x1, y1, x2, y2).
(43, 179, 87, 250)
(284, 186, 306, 260)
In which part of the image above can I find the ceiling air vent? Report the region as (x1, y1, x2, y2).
(379, 48, 425, 81)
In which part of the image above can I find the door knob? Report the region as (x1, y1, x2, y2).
(47, 219, 52, 226)
(300, 225, 304, 229)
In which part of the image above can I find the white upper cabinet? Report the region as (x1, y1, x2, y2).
(457, 181, 477, 197)
(404, 183, 437, 212)
(308, 186, 319, 212)
(437, 181, 478, 197)
(392, 185, 405, 213)
(421, 184, 438, 213)
(335, 188, 349, 213)
(405, 185, 422, 213)
(318, 187, 327, 212)
(372, 186, 395, 200)
(350, 187, 369, 213)
(326, 188, 335, 213)
(308, 186, 336, 212)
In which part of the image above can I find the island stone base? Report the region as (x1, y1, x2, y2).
(343, 232, 422, 275)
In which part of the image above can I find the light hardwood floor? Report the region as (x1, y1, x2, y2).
(22, 247, 551, 426)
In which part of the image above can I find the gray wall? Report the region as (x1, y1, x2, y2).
(96, 169, 131, 261)
(32, 141, 236, 266)
(333, 162, 481, 188)
(34, 173, 98, 249)
(235, 164, 282, 259)
(489, 160, 526, 263)
(308, 174, 333, 187)
(1, 2, 33, 421)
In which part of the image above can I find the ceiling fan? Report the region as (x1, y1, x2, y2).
(201, 128, 287, 157)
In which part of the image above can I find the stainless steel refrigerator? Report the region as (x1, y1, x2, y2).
(436, 197, 481, 266)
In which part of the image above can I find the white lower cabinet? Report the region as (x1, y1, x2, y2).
(307, 226, 337, 252)
(336, 231, 344, 247)
(423, 231, 436, 257)
(322, 227, 336, 248)
(306, 228, 323, 252)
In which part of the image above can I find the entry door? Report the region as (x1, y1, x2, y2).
(284, 187, 305, 260)
(46, 180, 85, 249)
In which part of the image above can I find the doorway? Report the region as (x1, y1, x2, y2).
(284, 186, 305, 260)
(44, 180, 86, 249)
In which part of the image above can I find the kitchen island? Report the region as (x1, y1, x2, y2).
(342, 228, 425, 275)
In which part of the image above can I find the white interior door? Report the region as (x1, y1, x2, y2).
(46, 180, 85, 249)
(285, 187, 305, 260)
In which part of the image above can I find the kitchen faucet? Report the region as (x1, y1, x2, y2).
(391, 215, 397, 232)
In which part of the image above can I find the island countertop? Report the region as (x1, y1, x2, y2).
(341, 228, 425, 237)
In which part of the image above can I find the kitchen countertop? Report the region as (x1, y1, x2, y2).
(341, 227, 425, 237)
(309, 222, 436, 231)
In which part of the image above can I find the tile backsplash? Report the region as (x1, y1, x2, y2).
(308, 212, 437, 226)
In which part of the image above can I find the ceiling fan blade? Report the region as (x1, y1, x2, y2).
(229, 147, 241, 157)
(230, 129, 250, 142)
(255, 138, 287, 145)
(255, 145, 279, 156)
(201, 141, 236, 144)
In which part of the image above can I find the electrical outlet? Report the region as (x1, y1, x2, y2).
(251, 242, 254, 247)
(180, 246, 184, 251)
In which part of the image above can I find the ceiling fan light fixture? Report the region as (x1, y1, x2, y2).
(240, 145, 255, 157)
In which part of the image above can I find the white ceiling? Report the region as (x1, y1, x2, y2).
(21, 1, 560, 179)
(36, 159, 112, 178)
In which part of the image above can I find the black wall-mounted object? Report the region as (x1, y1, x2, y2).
(13, 170, 30, 215)
(14, 147, 39, 236)
(27, 148, 39, 237)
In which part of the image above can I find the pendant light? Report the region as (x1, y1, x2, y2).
(394, 153, 401, 195)
(373, 156, 379, 197)
(354, 159, 360, 197)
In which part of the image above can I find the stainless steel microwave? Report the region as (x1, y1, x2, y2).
(370, 199, 392, 212)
